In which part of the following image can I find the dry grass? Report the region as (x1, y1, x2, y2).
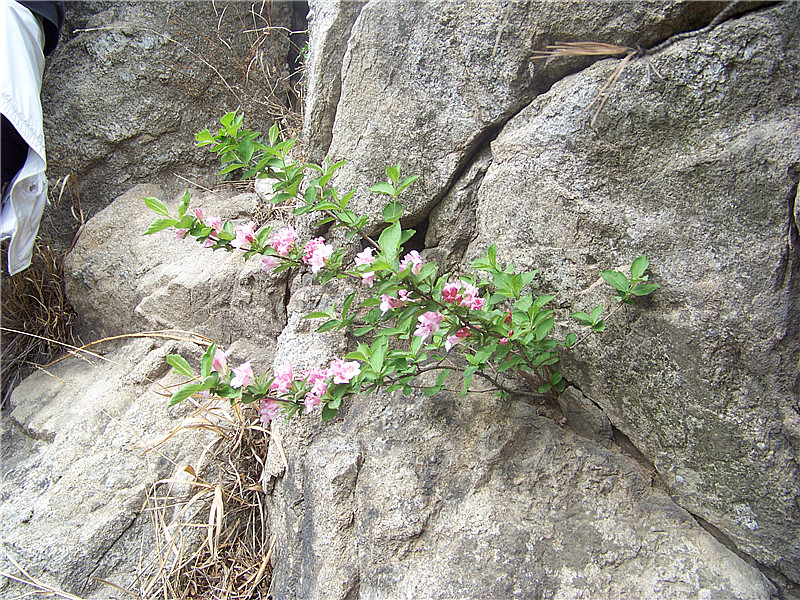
(139, 400, 276, 600)
(1, 239, 78, 407)
(531, 41, 639, 127)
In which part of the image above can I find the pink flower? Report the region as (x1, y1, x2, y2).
(231, 221, 257, 250)
(303, 237, 334, 273)
(211, 348, 228, 375)
(399, 250, 423, 275)
(259, 398, 280, 424)
(270, 363, 294, 393)
(504, 310, 512, 324)
(380, 293, 407, 314)
(231, 361, 254, 388)
(354, 247, 375, 266)
(262, 255, 279, 272)
(414, 311, 443, 341)
(194, 207, 204, 221)
(441, 283, 461, 304)
(444, 327, 472, 352)
(328, 359, 361, 385)
(205, 216, 223, 234)
(459, 283, 485, 310)
(362, 271, 376, 287)
(460, 284, 479, 306)
(499, 338, 508, 346)
(175, 229, 187, 241)
(271, 226, 296, 257)
(303, 368, 329, 413)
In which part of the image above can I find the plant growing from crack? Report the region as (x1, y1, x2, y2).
(145, 112, 659, 422)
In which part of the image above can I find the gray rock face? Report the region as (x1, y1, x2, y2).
(259, 1, 799, 598)
(319, 0, 730, 228)
(470, 3, 800, 584)
(40, 1, 296, 251)
(64, 184, 288, 346)
(265, 383, 775, 600)
(0, 338, 217, 599)
(6, 1, 799, 598)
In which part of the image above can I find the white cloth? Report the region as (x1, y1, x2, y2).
(0, 0, 47, 275)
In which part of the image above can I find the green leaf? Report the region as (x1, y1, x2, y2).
(370, 336, 388, 373)
(145, 218, 179, 235)
(537, 383, 552, 394)
(268, 123, 280, 146)
(631, 283, 660, 296)
(316, 319, 340, 333)
(166, 354, 194, 377)
(169, 383, 202, 406)
(303, 311, 333, 319)
(321, 404, 339, 421)
(238, 138, 255, 164)
(590, 304, 603, 323)
(370, 182, 396, 196)
(415, 262, 437, 282)
(382, 201, 403, 223)
(144, 197, 170, 217)
(533, 294, 554, 310)
(435, 370, 449, 387)
(601, 270, 629, 293)
(386, 164, 400, 184)
(397, 174, 419, 194)
(591, 319, 606, 332)
(564, 333, 577, 347)
(201, 343, 216, 378)
(378, 221, 402, 262)
(342, 292, 356, 319)
(423, 386, 442, 398)
(535, 317, 554, 341)
(631, 254, 649, 281)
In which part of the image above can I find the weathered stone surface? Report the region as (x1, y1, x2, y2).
(64, 184, 288, 346)
(39, 1, 295, 251)
(318, 0, 730, 228)
(304, 0, 367, 163)
(0, 338, 217, 599)
(557, 386, 613, 448)
(265, 377, 775, 600)
(470, 2, 800, 587)
(261, 1, 800, 598)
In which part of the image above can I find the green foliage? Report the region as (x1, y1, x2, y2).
(146, 113, 661, 422)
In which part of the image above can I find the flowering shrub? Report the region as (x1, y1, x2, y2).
(146, 113, 659, 423)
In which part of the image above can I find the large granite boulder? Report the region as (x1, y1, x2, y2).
(64, 184, 288, 346)
(39, 1, 296, 251)
(261, 1, 799, 598)
(469, 2, 800, 584)
(317, 0, 732, 227)
(0, 338, 218, 599)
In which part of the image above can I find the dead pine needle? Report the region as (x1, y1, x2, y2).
(531, 41, 640, 127)
(531, 41, 633, 59)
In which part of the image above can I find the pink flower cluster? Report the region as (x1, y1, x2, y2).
(380, 289, 411, 314)
(194, 208, 225, 248)
(445, 326, 472, 351)
(303, 237, 334, 273)
(441, 282, 485, 310)
(399, 250, 423, 275)
(257, 357, 362, 424)
(271, 226, 296, 256)
(231, 221, 257, 250)
(210, 349, 254, 389)
(415, 311, 443, 341)
(355, 247, 376, 287)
